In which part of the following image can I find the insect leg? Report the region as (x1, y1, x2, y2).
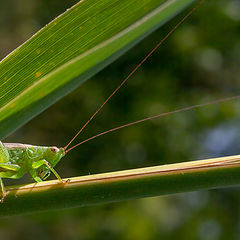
(32, 176, 43, 182)
(43, 160, 63, 182)
(0, 177, 6, 203)
(0, 164, 23, 202)
(32, 159, 64, 183)
(0, 163, 20, 171)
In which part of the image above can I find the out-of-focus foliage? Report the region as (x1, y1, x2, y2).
(1, 0, 240, 239)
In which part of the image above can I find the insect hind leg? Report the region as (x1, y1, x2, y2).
(0, 177, 6, 203)
(0, 164, 21, 203)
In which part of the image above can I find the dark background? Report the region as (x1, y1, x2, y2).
(1, 0, 240, 239)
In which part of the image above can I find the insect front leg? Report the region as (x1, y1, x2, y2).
(31, 159, 64, 183)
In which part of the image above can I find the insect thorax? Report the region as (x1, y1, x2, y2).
(7, 145, 48, 168)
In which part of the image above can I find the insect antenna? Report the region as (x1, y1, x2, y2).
(64, 0, 205, 151)
(65, 94, 240, 153)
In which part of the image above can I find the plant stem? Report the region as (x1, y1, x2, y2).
(1, 154, 240, 216)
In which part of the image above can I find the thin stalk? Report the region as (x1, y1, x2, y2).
(1, 154, 240, 216)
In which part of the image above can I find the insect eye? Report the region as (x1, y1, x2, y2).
(50, 147, 59, 153)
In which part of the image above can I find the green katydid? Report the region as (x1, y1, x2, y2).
(1, 0, 237, 202)
(0, 142, 65, 200)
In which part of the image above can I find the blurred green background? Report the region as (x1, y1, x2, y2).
(1, 0, 240, 239)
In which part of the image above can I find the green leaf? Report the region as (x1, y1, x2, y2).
(0, 0, 195, 139)
(1, 154, 240, 216)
